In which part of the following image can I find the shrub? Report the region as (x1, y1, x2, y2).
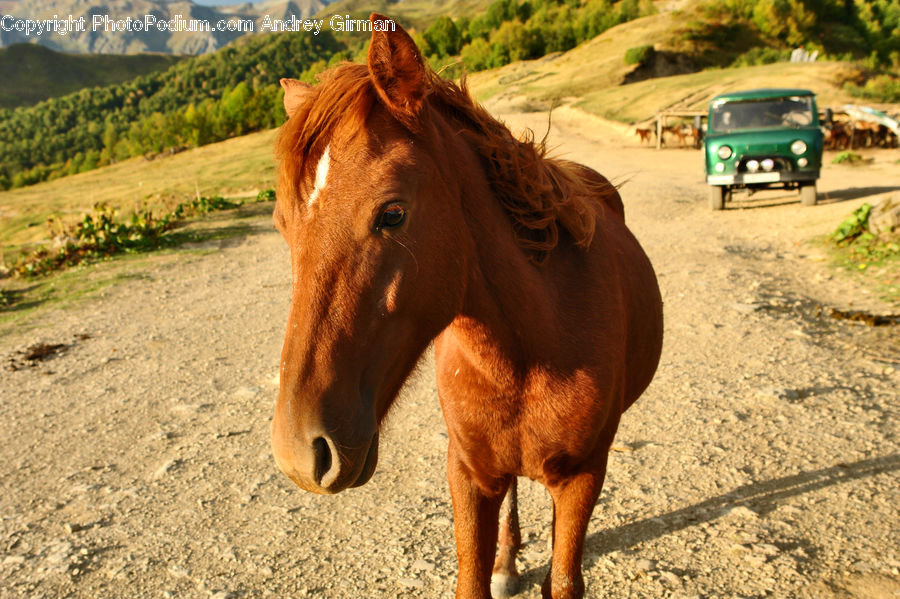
(11, 190, 275, 277)
(423, 16, 463, 58)
(832, 151, 864, 165)
(731, 46, 791, 67)
(625, 45, 655, 66)
(844, 74, 900, 103)
(830, 202, 900, 282)
(832, 202, 872, 244)
(461, 38, 493, 71)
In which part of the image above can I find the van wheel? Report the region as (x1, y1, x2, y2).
(710, 186, 726, 211)
(800, 183, 817, 206)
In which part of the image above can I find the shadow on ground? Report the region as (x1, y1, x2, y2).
(819, 186, 900, 205)
(725, 185, 900, 210)
(518, 454, 900, 589)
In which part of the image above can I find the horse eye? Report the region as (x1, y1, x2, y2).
(376, 204, 406, 230)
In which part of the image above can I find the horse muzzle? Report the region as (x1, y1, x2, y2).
(272, 426, 379, 495)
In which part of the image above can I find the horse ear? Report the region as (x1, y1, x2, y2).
(280, 78, 312, 118)
(367, 13, 427, 132)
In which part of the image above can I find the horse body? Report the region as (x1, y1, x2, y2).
(270, 14, 662, 599)
(436, 189, 660, 484)
(432, 151, 661, 598)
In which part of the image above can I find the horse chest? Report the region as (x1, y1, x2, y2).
(436, 357, 609, 485)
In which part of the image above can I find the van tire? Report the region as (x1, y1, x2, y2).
(710, 186, 726, 211)
(800, 183, 817, 206)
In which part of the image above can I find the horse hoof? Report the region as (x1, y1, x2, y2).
(491, 572, 519, 598)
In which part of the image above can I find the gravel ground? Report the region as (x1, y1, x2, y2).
(1, 109, 899, 599)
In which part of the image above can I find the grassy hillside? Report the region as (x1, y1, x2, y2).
(4, 0, 899, 192)
(468, 9, 900, 121)
(0, 44, 183, 110)
(0, 128, 277, 263)
(467, 10, 675, 106)
(1, 0, 666, 192)
(0, 30, 343, 190)
(575, 61, 895, 124)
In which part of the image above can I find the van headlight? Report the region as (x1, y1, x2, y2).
(717, 145, 733, 160)
(790, 140, 807, 155)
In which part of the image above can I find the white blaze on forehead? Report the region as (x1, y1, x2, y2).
(307, 144, 331, 207)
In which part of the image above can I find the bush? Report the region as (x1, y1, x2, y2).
(461, 38, 494, 71)
(844, 74, 900, 103)
(489, 21, 545, 64)
(423, 16, 462, 58)
(830, 202, 900, 282)
(11, 190, 274, 277)
(832, 151, 864, 165)
(832, 202, 872, 244)
(731, 46, 791, 67)
(625, 45, 655, 66)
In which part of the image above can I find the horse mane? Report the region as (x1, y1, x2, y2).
(277, 63, 607, 263)
(276, 65, 375, 205)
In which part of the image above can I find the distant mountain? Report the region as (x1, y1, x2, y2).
(0, 0, 331, 55)
(0, 43, 183, 109)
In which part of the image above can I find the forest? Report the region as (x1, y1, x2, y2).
(0, 31, 346, 190)
(0, 0, 897, 191)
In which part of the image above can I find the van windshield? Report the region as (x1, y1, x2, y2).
(710, 96, 814, 132)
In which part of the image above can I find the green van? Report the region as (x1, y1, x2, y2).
(704, 88, 824, 210)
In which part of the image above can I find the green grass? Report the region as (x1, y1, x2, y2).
(0, 267, 151, 333)
(828, 244, 900, 307)
(0, 44, 182, 109)
(826, 203, 900, 307)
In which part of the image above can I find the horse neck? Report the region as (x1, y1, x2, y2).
(433, 120, 562, 373)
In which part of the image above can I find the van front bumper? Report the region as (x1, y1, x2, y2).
(707, 170, 819, 186)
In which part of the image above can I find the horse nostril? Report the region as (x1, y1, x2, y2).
(312, 436, 333, 486)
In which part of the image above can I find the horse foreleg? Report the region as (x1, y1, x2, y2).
(541, 468, 605, 599)
(448, 448, 505, 599)
(491, 478, 521, 598)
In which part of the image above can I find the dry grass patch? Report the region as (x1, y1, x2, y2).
(0, 129, 277, 259)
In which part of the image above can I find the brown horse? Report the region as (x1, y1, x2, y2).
(270, 14, 663, 599)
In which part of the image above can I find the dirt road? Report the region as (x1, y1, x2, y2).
(2, 109, 899, 599)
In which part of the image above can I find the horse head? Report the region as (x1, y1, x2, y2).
(270, 15, 473, 494)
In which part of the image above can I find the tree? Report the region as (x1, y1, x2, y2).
(424, 16, 463, 57)
(461, 38, 494, 70)
(102, 120, 119, 157)
(752, 0, 816, 47)
(490, 21, 544, 64)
